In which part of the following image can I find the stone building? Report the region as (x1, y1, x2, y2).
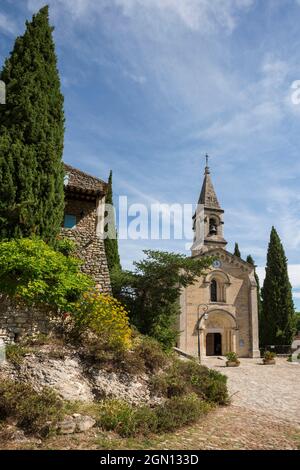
(178, 162, 260, 358)
(62, 164, 111, 293)
(0, 164, 111, 342)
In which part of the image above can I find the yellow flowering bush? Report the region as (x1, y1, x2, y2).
(73, 290, 132, 350)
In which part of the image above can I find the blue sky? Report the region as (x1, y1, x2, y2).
(1, 0, 300, 308)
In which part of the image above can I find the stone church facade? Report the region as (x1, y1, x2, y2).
(178, 163, 260, 358)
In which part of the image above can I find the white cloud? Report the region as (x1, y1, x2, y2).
(114, 0, 254, 33)
(27, 0, 253, 33)
(257, 264, 300, 291)
(0, 12, 18, 35)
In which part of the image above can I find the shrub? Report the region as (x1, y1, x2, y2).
(155, 394, 211, 433)
(150, 359, 228, 405)
(0, 238, 93, 312)
(97, 400, 157, 437)
(264, 351, 276, 360)
(73, 290, 132, 351)
(132, 336, 168, 373)
(0, 379, 64, 436)
(5, 344, 32, 366)
(97, 394, 211, 437)
(81, 333, 169, 375)
(54, 238, 77, 257)
(225, 352, 239, 362)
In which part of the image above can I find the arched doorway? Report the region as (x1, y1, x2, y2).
(199, 310, 238, 357)
(206, 332, 222, 356)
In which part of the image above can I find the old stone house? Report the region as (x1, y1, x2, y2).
(0, 164, 111, 342)
(62, 164, 110, 292)
(178, 162, 260, 359)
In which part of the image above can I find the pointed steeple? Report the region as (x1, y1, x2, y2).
(198, 155, 221, 209)
(191, 155, 227, 256)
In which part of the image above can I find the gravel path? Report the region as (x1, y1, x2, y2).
(202, 357, 300, 428)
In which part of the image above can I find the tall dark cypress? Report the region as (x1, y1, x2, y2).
(261, 227, 295, 346)
(247, 254, 263, 345)
(234, 242, 241, 258)
(0, 6, 65, 242)
(104, 170, 121, 273)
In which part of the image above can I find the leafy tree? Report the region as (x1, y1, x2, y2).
(261, 227, 295, 346)
(234, 243, 241, 258)
(246, 254, 263, 344)
(104, 171, 121, 275)
(0, 238, 92, 312)
(111, 250, 213, 349)
(0, 6, 65, 242)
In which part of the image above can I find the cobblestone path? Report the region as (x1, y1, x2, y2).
(202, 357, 300, 428)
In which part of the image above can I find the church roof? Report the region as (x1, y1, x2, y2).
(198, 165, 221, 210)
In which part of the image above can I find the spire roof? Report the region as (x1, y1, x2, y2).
(198, 161, 221, 209)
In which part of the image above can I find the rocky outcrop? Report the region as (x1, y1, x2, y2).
(57, 414, 96, 434)
(0, 352, 158, 406)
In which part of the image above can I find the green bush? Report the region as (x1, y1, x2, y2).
(5, 344, 32, 365)
(132, 336, 168, 373)
(225, 352, 239, 362)
(54, 238, 77, 257)
(80, 333, 169, 375)
(0, 379, 64, 436)
(97, 394, 211, 437)
(264, 351, 276, 360)
(0, 238, 93, 312)
(155, 394, 211, 433)
(97, 400, 157, 437)
(150, 360, 228, 405)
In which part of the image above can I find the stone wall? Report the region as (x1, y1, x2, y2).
(62, 196, 111, 293)
(0, 295, 59, 343)
(61, 228, 111, 293)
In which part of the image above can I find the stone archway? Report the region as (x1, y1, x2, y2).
(199, 310, 238, 357)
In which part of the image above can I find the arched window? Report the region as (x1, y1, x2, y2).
(210, 279, 218, 302)
(209, 218, 217, 235)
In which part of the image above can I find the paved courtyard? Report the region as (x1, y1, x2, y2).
(202, 356, 300, 428)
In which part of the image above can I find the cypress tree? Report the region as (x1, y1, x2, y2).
(104, 170, 121, 273)
(247, 254, 263, 344)
(0, 6, 65, 242)
(261, 227, 295, 346)
(234, 242, 241, 258)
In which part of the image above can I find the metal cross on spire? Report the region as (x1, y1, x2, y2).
(204, 154, 210, 174)
(205, 154, 209, 167)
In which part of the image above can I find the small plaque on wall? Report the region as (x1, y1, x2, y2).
(239, 339, 245, 347)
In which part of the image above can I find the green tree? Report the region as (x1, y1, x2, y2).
(261, 227, 295, 346)
(234, 243, 241, 258)
(111, 250, 213, 349)
(0, 6, 65, 242)
(104, 170, 121, 274)
(295, 312, 300, 334)
(246, 254, 263, 344)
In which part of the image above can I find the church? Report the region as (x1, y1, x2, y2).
(178, 161, 260, 358)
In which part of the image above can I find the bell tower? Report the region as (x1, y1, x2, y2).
(191, 156, 227, 256)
